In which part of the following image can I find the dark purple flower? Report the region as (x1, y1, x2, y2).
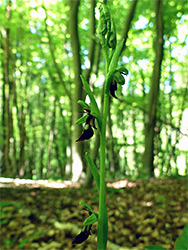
(76, 110, 96, 142)
(76, 124, 94, 142)
(72, 225, 92, 244)
(110, 80, 118, 99)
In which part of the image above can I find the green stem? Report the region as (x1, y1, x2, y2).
(97, 93, 109, 250)
(97, 47, 110, 250)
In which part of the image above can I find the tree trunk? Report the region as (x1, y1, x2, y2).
(1, 0, 12, 176)
(143, 0, 164, 177)
(39, 87, 47, 179)
(19, 106, 26, 177)
(69, 0, 84, 182)
(83, 0, 96, 82)
(46, 98, 57, 178)
(121, 0, 138, 51)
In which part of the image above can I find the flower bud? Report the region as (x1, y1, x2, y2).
(98, 4, 111, 44)
(113, 71, 125, 85)
(107, 18, 116, 49)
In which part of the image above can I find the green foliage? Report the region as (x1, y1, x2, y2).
(0, 0, 187, 180)
(175, 224, 188, 250)
(0, 201, 21, 209)
(4, 239, 15, 248)
(18, 232, 41, 248)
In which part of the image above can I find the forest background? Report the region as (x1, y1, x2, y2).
(0, 0, 188, 185)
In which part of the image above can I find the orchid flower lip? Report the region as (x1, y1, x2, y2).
(110, 80, 118, 99)
(76, 125, 94, 142)
(76, 107, 97, 142)
(72, 224, 92, 244)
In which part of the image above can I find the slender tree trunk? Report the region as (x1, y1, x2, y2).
(43, 5, 71, 100)
(82, 0, 98, 187)
(132, 109, 138, 173)
(2, 73, 10, 175)
(46, 98, 57, 177)
(2, 0, 12, 176)
(121, 0, 138, 52)
(19, 106, 26, 177)
(39, 88, 47, 179)
(69, 0, 84, 182)
(27, 102, 35, 179)
(83, 0, 96, 82)
(143, 0, 164, 177)
(173, 86, 188, 173)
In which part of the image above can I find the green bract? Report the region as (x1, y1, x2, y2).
(84, 213, 98, 227)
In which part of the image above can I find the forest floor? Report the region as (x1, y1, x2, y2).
(0, 177, 187, 250)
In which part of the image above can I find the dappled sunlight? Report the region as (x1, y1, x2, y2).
(107, 180, 137, 189)
(0, 177, 138, 189)
(0, 177, 79, 189)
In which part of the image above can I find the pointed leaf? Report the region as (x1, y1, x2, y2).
(83, 213, 97, 227)
(77, 100, 91, 111)
(85, 152, 100, 192)
(76, 115, 88, 125)
(79, 201, 94, 214)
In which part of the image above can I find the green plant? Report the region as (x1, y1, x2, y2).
(73, 3, 128, 250)
(18, 232, 41, 248)
(145, 224, 188, 250)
